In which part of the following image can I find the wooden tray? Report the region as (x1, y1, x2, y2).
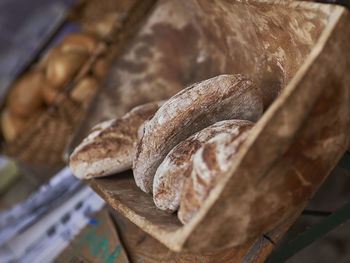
(75, 0, 350, 253)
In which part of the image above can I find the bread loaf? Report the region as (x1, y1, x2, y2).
(92, 57, 109, 79)
(153, 120, 252, 213)
(70, 76, 98, 103)
(41, 81, 60, 105)
(178, 120, 254, 224)
(7, 71, 44, 117)
(84, 13, 120, 38)
(133, 74, 263, 193)
(69, 101, 163, 179)
(1, 109, 29, 142)
(46, 51, 88, 89)
(60, 33, 97, 54)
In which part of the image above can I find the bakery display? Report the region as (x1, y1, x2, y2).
(2, 0, 350, 259)
(1, 21, 113, 145)
(66, 0, 350, 254)
(1, 0, 154, 165)
(70, 74, 261, 224)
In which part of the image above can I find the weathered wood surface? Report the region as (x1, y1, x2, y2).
(184, 4, 350, 253)
(85, 0, 350, 253)
(107, 205, 304, 263)
(67, 0, 331, 153)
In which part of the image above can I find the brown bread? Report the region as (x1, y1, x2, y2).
(153, 120, 254, 213)
(133, 74, 263, 193)
(69, 101, 163, 179)
(178, 121, 254, 224)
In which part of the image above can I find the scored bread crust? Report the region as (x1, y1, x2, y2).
(153, 120, 253, 213)
(133, 74, 263, 193)
(69, 101, 163, 179)
(178, 121, 254, 224)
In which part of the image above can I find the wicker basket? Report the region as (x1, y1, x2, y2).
(1, 0, 151, 166)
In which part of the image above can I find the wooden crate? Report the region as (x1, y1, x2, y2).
(68, 0, 350, 253)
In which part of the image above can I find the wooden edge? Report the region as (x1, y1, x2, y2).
(179, 2, 346, 250)
(84, 1, 347, 254)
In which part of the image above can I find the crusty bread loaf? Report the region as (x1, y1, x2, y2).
(153, 120, 253, 213)
(69, 101, 163, 179)
(84, 13, 120, 38)
(39, 47, 61, 69)
(46, 51, 88, 89)
(7, 71, 44, 117)
(1, 109, 29, 142)
(178, 120, 254, 224)
(41, 80, 59, 105)
(60, 33, 97, 54)
(70, 76, 98, 103)
(92, 57, 109, 79)
(133, 74, 263, 193)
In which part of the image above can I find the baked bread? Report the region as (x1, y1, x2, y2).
(84, 13, 120, 38)
(70, 76, 98, 103)
(178, 120, 254, 224)
(41, 80, 60, 105)
(1, 109, 29, 142)
(69, 101, 163, 179)
(133, 74, 263, 193)
(153, 120, 252, 213)
(60, 33, 97, 54)
(46, 51, 88, 89)
(7, 71, 44, 117)
(92, 57, 109, 79)
(39, 47, 61, 69)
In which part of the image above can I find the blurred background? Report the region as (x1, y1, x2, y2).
(0, 0, 349, 262)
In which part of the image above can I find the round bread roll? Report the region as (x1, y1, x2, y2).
(38, 47, 62, 69)
(69, 101, 164, 179)
(70, 76, 98, 103)
(41, 80, 60, 105)
(133, 74, 263, 193)
(46, 51, 88, 89)
(178, 120, 254, 224)
(153, 120, 253, 213)
(92, 57, 109, 79)
(1, 109, 28, 142)
(85, 13, 119, 38)
(60, 33, 97, 54)
(7, 71, 44, 117)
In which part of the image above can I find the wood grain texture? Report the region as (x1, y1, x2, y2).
(107, 205, 305, 263)
(85, 0, 350, 253)
(184, 5, 350, 252)
(67, 0, 329, 153)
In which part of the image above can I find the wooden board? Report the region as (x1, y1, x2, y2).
(107, 205, 304, 263)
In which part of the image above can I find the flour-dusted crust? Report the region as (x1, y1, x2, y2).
(178, 120, 254, 224)
(69, 101, 163, 179)
(133, 74, 263, 193)
(153, 120, 253, 213)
